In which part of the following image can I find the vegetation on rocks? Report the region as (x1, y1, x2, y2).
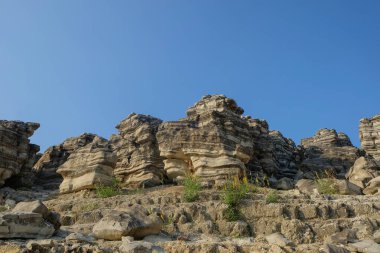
(222, 176, 251, 221)
(95, 178, 123, 198)
(182, 174, 201, 202)
(265, 190, 279, 203)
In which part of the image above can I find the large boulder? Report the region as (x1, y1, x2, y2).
(363, 176, 380, 195)
(156, 95, 253, 185)
(346, 156, 380, 189)
(92, 207, 162, 240)
(33, 133, 97, 189)
(57, 136, 117, 193)
(360, 114, 380, 162)
(299, 129, 360, 179)
(111, 114, 165, 188)
(0, 120, 40, 187)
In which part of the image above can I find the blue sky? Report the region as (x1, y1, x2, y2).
(1, 1, 379, 151)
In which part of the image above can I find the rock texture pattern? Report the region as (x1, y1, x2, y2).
(57, 136, 117, 193)
(360, 115, 380, 161)
(156, 95, 253, 185)
(111, 113, 165, 188)
(299, 129, 360, 178)
(33, 133, 97, 189)
(0, 120, 40, 187)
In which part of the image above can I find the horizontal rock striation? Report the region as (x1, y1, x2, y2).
(33, 133, 97, 189)
(111, 113, 165, 188)
(360, 114, 380, 161)
(299, 129, 360, 179)
(157, 95, 253, 185)
(0, 120, 40, 187)
(57, 136, 117, 193)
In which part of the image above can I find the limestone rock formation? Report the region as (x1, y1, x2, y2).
(299, 129, 360, 179)
(363, 176, 380, 195)
(346, 156, 380, 189)
(156, 95, 253, 185)
(33, 133, 97, 189)
(111, 113, 165, 188)
(0, 120, 40, 187)
(360, 114, 380, 161)
(57, 136, 117, 193)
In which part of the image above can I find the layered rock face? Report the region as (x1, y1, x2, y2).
(246, 119, 300, 181)
(360, 115, 380, 161)
(57, 136, 117, 193)
(0, 120, 40, 187)
(33, 133, 96, 189)
(299, 129, 360, 178)
(157, 95, 253, 185)
(111, 113, 165, 188)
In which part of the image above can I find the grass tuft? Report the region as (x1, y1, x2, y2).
(265, 190, 279, 203)
(95, 178, 122, 198)
(182, 174, 201, 202)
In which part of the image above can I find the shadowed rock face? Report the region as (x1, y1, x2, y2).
(111, 113, 165, 188)
(57, 136, 116, 193)
(0, 120, 40, 187)
(360, 115, 380, 161)
(299, 129, 360, 179)
(33, 133, 97, 189)
(156, 95, 254, 185)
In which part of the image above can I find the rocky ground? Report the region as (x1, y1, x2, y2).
(0, 185, 379, 253)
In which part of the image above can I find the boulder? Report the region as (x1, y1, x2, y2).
(363, 176, 380, 195)
(156, 95, 253, 185)
(276, 177, 294, 190)
(12, 200, 49, 218)
(92, 208, 162, 240)
(33, 133, 97, 189)
(299, 129, 360, 179)
(265, 232, 293, 247)
(111, 114, 165, 188)
(295, 179, 318, 194)
(360, 114, 380, 162)
(0, 212, 55, 239)
(57, 136, 117, 193)
(0, 120, 40, 187)
(346, 156, 380, 189)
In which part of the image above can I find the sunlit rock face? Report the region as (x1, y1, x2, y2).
(33, 133, 97, 189)
(0, 120, 40, 187)
(299, 129, 360, 179)
(360, 114, 380, 162)
(156, 95, 254, 185)
(57, 136, 116, 193)
(111, 113, 165, 188)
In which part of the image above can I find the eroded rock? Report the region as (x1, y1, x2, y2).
(360, 115, 380, 162)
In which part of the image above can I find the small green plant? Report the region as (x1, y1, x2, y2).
(222, 176, 251, 221)
(81, 202, 98, 212)
(266, 190, 279, 203)
(315, 169, 338, 195)
(0, 206, 8, 212)
(182, 174, 201, 202)
(95, 178, 122, 198)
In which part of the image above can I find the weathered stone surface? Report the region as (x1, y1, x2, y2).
(33, 133, 96, 189)
(92, 208, 162, 240)
(57, 136, 117, 193)
(156, 95, 253, 185)
(363, 176, 380, 195)
(299, 129, 360, 179)
(346, 156, 380, 189)
(12, 200, 49, 218)
(0, 212, 55, 239)
(0, 120, 40, 187)
(360, 115, 380, 162)
(111, 113, 165, 188)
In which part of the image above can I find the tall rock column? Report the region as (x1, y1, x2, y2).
(360, 115, 380, 161)
(0, 120, 40, 187)
(156, 95, 253, 185)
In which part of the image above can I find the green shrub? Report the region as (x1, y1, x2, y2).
(96, 178, 122, 198)
(0, 206, 8, 212)
(316, 178, 338, 195)
(182, 174, 201, 202)
(222, 176, 251, 221)
(266, 190, 279, 204)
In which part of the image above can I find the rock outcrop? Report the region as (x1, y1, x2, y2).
(156, 95, 253, 185)
(299, 129, 360, 179)
(33, 133, 97, 189)
(0, 120, 40, 187)
(57, 136, 117, 193)
(111, 113, 165, 188)
(346, 156, 380, 189)
(360, 115, 380, 161)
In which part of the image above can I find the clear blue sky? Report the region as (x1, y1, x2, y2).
(1, 1, 379, 152)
